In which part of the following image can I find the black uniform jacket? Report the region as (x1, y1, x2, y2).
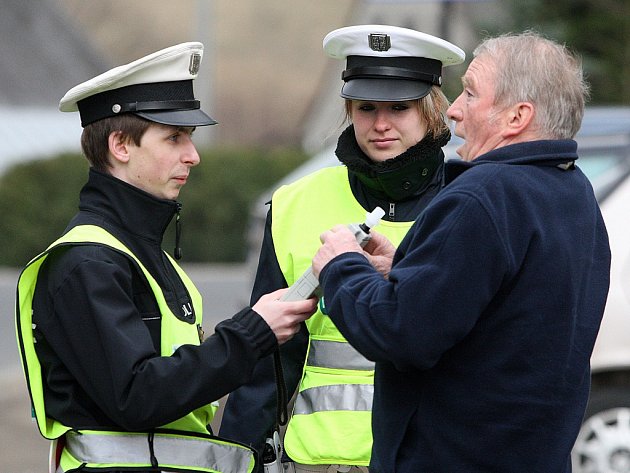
(31, 169, 277, 432)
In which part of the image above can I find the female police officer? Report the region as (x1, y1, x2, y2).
(220, 26, 464, 472)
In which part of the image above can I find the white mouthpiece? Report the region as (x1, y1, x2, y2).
(365, 207, 386, 229)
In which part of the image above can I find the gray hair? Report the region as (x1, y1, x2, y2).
(474, 31, 589, 139)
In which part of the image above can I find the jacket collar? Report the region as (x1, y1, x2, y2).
(444, 139, 579, 186)
(78, 169, 179, 245)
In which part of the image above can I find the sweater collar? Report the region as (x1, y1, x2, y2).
(78, 169, 180, 248)
(335, 125, 450, 201)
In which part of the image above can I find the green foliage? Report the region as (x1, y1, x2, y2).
(168, 147, 308, 262)
(0, 154, 89, 267)
(494, 0, 630, 104)
(0, 147, 309, 267)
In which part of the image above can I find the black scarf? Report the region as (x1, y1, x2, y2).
(335, 125, 451, 201)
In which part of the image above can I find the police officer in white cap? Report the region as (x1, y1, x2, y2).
(16, 42, 316, 473)
(220, 25, 464, 473)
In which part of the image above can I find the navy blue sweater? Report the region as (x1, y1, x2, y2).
(320, 140, 611, 472)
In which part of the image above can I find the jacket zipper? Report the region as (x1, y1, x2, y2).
(174, 203, 182, 260)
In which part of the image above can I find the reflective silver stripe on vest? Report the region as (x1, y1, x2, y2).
(307, 339, 375, 371)
(293, 384, 373, 415)
(64, 431, 252, 473)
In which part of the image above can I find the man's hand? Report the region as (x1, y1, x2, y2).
(312, 225, 364, 277)
(252, 289, 317, 344)
(362, 231, 396, 279)
(312, 226, 396, 279)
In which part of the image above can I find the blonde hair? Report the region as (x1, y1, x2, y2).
(344, 85, 450, 137)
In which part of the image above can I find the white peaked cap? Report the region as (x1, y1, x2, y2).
(324, 25, 465, 101)
(59, 42, 216, 127)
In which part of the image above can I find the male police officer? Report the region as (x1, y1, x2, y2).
(16, 42, 315, 473)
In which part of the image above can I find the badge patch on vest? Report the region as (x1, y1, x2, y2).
(182, 302, 194, 319)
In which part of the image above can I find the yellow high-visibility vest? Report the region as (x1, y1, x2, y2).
(272, 166, 413, 466)
(15, 225, 255, 473)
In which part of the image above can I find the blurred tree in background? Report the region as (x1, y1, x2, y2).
(0, 147, 308, 267)
(168, 147, 308, 262)
(500, 0, 630, 104)
(0, 154, 89, 267)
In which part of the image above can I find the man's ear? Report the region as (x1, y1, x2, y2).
(108, 131, 130, 164)
(502, 102, 534, 138)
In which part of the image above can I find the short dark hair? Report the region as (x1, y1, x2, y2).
(80, 114, 152, 172)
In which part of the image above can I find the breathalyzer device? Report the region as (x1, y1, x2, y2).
(280, 207, 385, 302)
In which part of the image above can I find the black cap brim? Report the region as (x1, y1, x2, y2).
(341, 78, 432, 102)
(136, 109, 217, 127)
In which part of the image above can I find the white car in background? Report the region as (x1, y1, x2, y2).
(570, 107, 630, 473)
(248, 107, 630, 472)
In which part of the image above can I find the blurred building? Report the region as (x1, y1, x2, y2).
(0, 0, 109, 174)
(0, 0, 502, 175)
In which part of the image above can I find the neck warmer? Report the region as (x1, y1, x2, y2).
(335, 125, 451, 201)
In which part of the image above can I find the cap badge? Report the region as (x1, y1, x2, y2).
(189, 52, 201, 75)
(368, 33, 391, 52)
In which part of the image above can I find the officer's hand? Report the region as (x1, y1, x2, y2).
(253, 289, 317, 345)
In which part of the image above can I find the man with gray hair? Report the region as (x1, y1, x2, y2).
(310, 31, 611, 472)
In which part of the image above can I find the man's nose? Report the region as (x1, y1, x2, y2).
(446, 95, 463, 121)
(183, 139, 201, 166)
